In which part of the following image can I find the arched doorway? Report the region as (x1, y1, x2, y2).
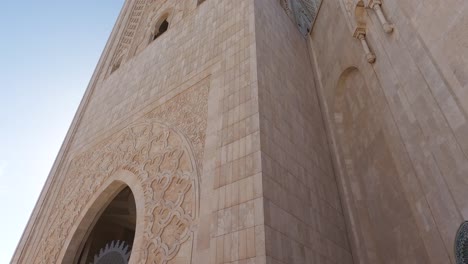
(75, 187, 136, 264)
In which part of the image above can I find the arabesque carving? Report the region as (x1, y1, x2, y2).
(34, 81, 209, 264)
(109, 0, 148, 74)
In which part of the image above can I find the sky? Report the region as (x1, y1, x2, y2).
(0, 1, 125, 262)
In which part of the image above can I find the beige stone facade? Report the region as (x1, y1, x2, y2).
(12, 0, 468, 263)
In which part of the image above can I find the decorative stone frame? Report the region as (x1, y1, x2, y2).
(61, 170, 145, 264)
(34, 119, 201, 264)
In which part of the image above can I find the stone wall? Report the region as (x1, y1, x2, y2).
(12, 0, 468, 263)
(309, 0, 468, 263)
(13, 0, 265, 263)
(255, 0, 353, 263)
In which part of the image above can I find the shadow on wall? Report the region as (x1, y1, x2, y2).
(333, 67, 431, 264)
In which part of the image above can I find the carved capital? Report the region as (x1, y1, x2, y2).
(353, 27, 366, 39)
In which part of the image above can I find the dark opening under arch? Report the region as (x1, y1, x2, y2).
(153, 19, 169, 41)
(75, 187, 136, 264)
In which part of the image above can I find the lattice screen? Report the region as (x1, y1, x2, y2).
(280, 0, 322, 35)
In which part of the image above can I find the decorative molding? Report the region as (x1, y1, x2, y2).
(353, 1, 376, 63)
(353, 28, 376, 63)
(108, 0, 149, 75)
(36, 121, 199, 264)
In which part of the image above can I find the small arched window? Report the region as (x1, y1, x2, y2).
(152, 18, 169, 41)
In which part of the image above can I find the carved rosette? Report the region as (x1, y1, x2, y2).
(35, 121, 199, 264)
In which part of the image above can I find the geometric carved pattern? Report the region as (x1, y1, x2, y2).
(137, 121, 198, 263)
(33, 80, 210, 264)
(456, 221, 468, 264)
(279, 0, 321, 35)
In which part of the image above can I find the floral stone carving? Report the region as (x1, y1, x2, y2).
(36, 121, 200, 264)
(32, 78, 208, 264)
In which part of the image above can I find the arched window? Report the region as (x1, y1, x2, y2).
(75, 187, 136, 264)
(152, 18, 169, 42)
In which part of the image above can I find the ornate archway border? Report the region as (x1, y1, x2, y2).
(36, 120, 201, 264)
(60, 170, 146, 264)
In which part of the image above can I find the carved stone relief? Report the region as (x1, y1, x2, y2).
(109, 0, 149, 74)
(34, 81, 209, 264)
(109, 0, 192, 66)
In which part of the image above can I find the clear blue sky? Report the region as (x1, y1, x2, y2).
(0, 1, 124, 262)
